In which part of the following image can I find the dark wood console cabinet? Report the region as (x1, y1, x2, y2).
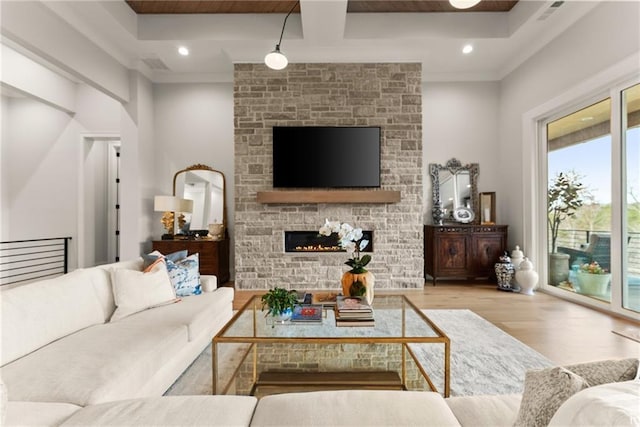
(424, 224, 508, 285)
(152, 239, 230, 285)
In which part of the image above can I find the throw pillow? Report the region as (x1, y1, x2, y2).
(514, 366, 589, 427)
(165, 253, 201, 297)
(142, 249, 188, 269)
(549, 380, 640, 427)
(110, 260, 178, 322)
(564, 358, 639, 386)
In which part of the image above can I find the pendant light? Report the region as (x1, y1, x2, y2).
(264, 1, 298, 70)
(449, 0, 481, 9)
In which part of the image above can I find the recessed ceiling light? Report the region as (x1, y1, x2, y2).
(580, 117, 594, 122)
(462, 44, 474, 54)
(178, 46, 189, 56)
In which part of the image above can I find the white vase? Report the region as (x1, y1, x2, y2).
(515, 257, 538, 296)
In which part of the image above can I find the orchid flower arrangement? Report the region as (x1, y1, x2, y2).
(319, 219, 371, 273)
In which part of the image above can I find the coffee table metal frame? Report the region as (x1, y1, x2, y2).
(212, 294, 450, 397)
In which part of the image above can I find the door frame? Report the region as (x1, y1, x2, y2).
(77, 133, 121, 268)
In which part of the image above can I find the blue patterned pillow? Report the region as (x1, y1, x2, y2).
(165, 253, 201, 296)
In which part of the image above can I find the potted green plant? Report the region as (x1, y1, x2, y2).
(547, 172, 584, 285)
(576, 261, 610, 297)
(261, 287, 298, 323)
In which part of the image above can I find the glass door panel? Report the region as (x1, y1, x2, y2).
(547, 98, 612, 302)
(623, 83, 640, 313)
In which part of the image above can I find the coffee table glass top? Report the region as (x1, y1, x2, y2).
(216, 295, 446, 342)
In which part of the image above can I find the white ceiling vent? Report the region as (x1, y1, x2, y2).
(537, 1, 564, 21)
(141, 57, 170, 71)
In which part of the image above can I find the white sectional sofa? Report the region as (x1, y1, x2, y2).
(1, 259, 638, 426)
(0, 258, 234, 425)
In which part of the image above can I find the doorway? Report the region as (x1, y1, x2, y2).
(79, 135, 121, 267)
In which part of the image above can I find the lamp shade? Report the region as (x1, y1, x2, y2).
(265, 48, 288, 70)
(154, 196, 193, 213)
(177, 198, 194, 213)
(449, 0, 481, 9)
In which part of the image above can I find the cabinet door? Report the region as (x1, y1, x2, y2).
(470, 233, 504, 276)
(435, 233, 468, 275)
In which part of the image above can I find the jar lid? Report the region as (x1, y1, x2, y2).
(498, 251, 512, 263)
(511, 245, 524, 258)
(518, 257, 533, 270)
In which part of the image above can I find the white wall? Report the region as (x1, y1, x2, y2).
(422, 81, 500, 224)
(153, 83, 235, 277)
(120, 71, 156, 260)
(2, 97, 78, 244)
(499, 1, 640, 259)
(1, 83, 122, 269)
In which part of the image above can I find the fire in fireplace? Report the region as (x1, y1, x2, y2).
(284, 231, 373, 253)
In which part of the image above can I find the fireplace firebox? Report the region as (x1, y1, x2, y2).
(284, 231, 373, 253)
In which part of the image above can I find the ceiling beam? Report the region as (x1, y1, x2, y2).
(300, 0, 348, 42)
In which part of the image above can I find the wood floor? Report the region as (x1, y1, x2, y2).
(233, 282, 640, 366)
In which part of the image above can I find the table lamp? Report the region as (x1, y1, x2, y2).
(154, 196, 194, 239)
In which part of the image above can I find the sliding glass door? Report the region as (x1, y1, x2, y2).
(544, 81, 640, 315)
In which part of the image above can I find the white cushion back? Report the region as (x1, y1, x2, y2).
(94, 258, 144, 320)
(1, 269, 106, 366)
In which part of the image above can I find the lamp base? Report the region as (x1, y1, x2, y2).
(161, 234, 174, 240)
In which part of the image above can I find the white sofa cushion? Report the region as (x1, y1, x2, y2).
(120, 287, 233, 341)
(446, 394, 521, 427)
(4, 401, 81, 427)
(61, 396, 258, 427)
(110, 259, 177, 322)
(549, 380, 640, 427)
(1, 320, 188, 406)
(250, 390, 461, 426)
(0, 268, 107, 365)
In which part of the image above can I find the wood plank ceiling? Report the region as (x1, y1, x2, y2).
(125, 1, 518, 14)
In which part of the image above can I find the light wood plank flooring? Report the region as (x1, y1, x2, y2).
(233, 283, 640, 366)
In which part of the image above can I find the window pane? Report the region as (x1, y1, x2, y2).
(547, 98, 612, 302)
(623, 83, 640, 313)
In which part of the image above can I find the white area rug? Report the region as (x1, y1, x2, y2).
(165, 309, 552, 397)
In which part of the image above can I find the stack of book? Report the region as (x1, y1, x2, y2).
(335, 296, 374, 327)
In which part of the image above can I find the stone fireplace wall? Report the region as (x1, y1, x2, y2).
(234, 63, 422, 290)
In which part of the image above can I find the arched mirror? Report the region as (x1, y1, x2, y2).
(173, 164, 226, 238)
(430, 158, 479, 224)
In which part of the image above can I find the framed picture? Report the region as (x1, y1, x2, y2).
(480, 192, 496, 225)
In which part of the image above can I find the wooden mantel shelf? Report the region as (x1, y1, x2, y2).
(256, 190, 401, 204)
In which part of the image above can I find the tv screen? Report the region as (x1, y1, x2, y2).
(273, 126, 381, 188)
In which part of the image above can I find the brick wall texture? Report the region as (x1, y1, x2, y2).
(234, 63, 423, 290)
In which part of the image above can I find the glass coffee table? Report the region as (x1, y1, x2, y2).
(212, 294, 450, 397)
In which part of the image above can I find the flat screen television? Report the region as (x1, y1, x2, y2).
(272, 126, 381, 188)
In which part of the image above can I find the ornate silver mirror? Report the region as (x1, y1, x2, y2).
(429, 158, 479, 225)
(173, 164, 226, 238)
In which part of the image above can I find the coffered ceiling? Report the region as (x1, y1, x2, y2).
(125, 1, 518, 14)
(4, 1, 601, 83)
